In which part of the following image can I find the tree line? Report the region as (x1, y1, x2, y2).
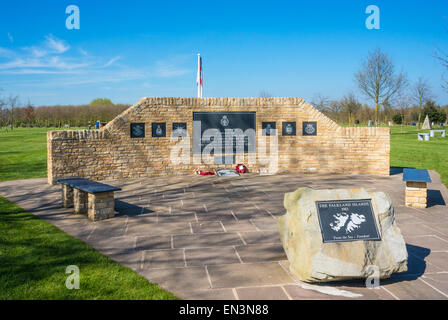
(2, 48, 448, 129)
(0, 96, 130, 129)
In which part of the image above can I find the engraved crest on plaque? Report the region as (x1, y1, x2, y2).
(303, 121, 317, 136)
(130, 123, 145, 138)
(282, 122, 296, 136)
(151, 123, 166, 137)
(220, 115, 230, 127)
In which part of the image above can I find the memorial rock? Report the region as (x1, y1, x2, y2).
(278, 187, 408, 283)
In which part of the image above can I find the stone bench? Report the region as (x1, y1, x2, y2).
(430, 130, 446, 138)
(56, 178, 121, 221)
(417, 133, 430, 141)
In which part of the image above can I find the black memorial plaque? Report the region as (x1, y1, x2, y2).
(193, 112, 256, 155)
(130, 123, 145, 138)
(152, 122, 166, 137)
(315, 199, 381, 243)
(262, 122, 276, 136)
(303, 121, 317, 136)
(282, 122, 296, 136)
(172, 122, 187, 137)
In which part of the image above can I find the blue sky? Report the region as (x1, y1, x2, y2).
(1, 0, 448, 106)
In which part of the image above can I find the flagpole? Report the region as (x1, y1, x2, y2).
(197, 54, 202, 98)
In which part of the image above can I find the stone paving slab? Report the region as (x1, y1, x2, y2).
(0, 171, 448, 300)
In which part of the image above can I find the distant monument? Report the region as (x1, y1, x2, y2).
(422, 115, 432, 130)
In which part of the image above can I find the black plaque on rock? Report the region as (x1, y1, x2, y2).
(282, 122, 296, 136)
(315, 199, 381, 243)
(152, 123, 166, 137)
(193, 112, 256, 155)
(130, 123, 145, 138)
(262, 122, 276, 136)
(172, 122, 187, 137)
(303, 121, 317, 136)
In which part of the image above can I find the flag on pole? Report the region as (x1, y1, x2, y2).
(197, 54, 203, 98)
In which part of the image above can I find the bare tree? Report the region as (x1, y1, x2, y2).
(435, 47, 448, 91)
(258, 90, 272, 98)
(395, 90, 412, 133)
(0, 89, 5, 130)
(413, 77, 435, 107)
(311, 93, 331, 113)
(412, 77, 435, 127)
(7, 94, 19, 130)
(355, 48, 408, 124)
(340, 93, 362, 125)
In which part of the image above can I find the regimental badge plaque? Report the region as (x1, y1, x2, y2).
(262, 122, 276, 136)
(172, 123, 187, 137)
(315, 199, 381, 243)
(152, 122, 166, 137)
(282, 122, 296, 136)
(130, 123, 145, 138)
(303, 121, 317, 136)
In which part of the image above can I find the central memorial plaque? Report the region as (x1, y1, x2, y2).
(193, 112, 256, 157)
(315, 199, 381, 243)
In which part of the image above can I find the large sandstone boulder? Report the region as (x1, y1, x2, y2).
(278, 187, 408, 283)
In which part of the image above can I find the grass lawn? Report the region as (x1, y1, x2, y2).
(0, 127, 64, 181)
(390, 125, 448, 187)
(0, 196, 177, 299)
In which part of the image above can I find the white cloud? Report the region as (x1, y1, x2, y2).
(155, 61, 190, 78)
(0, 47, 15, 58)
(104, 56, 121, 67)
(7, 33, 13, 43)
(27, 46, 47, 58)
(45, 34, 70, 54)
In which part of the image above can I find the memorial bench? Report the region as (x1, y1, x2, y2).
(430, 130, 446, 138)
(403, 168, 432, 208)
(417, 132, 430, 141)
(56, 178, 121, 221)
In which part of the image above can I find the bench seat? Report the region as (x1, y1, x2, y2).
(56, 178, 121, 221)
(56, 178, 121, 193)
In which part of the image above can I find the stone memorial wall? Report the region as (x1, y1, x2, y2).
(47, 97, 390, 184)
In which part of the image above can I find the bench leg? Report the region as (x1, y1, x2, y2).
(88, 192, 117, 221)
(61, 185, 74, 208)
(74, 189, 88, 214)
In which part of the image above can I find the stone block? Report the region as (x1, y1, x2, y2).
(73, 188, 88, 214)
(278, 187, 408, 283)
(87, 191, 117, 221)
(61, 184, 74, 208)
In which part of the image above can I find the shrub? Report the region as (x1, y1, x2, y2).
(392, 114, 403, 125)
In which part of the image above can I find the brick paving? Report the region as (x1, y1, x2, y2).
(0, 170, 447, 300)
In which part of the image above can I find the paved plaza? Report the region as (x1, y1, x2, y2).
(0, 170, 447, 300)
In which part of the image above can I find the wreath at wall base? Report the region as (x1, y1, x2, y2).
(235, 164, 247, 174)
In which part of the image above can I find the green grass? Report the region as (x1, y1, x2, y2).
(0, 196, 177, 299)
(390, 125, 448, 187)
(0, 127, 62, 181)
